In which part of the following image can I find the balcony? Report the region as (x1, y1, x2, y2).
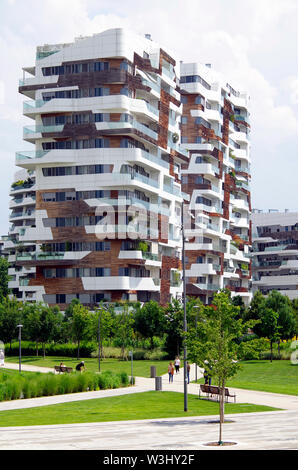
(96, 119, 158, 141)
(23, 96, 160, 121)
(195, 283, 220, 292)
(16, 150, 49, 162)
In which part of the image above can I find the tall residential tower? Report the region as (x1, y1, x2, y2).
(9, 29, 188, 309)
(180, 62, 252, 305)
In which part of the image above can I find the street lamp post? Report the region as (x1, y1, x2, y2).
(129, 350, 133, 385)
(98, 304, 108, 372)
(98, 312, 101, 372)
(193, 305, 200, 383)
(181, 200, 187, 412)
(17, 324, 23, 373)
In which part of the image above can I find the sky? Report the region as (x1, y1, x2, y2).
(0, 0, 298, 235)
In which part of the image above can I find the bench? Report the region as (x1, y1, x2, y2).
(199, 384, 236, 403)
(54, 365, 73, 374)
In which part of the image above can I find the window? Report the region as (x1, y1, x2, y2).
(195, 96, 204, 105)
(94, 61, 109, 72)
(56, 294, 66, 303)
(181, 116, 188, 124)
(181, 136, 188, 143)
(181, 96, 188, 104)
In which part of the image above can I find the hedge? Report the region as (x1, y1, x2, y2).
(4, 341, 96, 358)
(0, 370, 131, 402)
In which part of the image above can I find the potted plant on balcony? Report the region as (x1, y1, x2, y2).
(137, 241, 149, 253)
(172, 132, 179, 143)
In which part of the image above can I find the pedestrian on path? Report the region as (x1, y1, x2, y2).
(168, 362, 174, 383)
(186, 362, 191, 384)
(174, 356, 180, 374)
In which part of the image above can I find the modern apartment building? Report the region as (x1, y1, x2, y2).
(179, 62, 252, 305)
(11, 28, 188, 309)
(252, 210, 298, 299)
(4, 168, 37, 302)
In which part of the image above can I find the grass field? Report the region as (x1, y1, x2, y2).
(0, 391, 279, 427)
(4, 356, 170, 378)
(197, 360, 298, 396)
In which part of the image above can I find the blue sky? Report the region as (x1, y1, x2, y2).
(0, 0, 298, 235)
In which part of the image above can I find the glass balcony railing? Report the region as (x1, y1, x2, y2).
(142, 252, 161, 261)
(167, 139, 189, 157)
(16, 252, 65, 261)
(24, 125, 64, 135)
(196, 283, 220, 291)
(163, 184, 182, 197)
(162, 66, 175, 80)
(141, 79, 160, 94)
(140, 150, 169, 169)
(129, 172, 159, 188)
(16, 150, 49, 161)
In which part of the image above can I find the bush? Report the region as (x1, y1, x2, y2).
(237, 338, 268, 360)
(0, 369, 131, 402)
(144, 349, 169, 361)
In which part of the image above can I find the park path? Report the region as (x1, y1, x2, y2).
(1, 362, 298, 412)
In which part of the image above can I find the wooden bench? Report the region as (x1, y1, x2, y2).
(54, 365, 73, 374)
(199, 384, 236, 403)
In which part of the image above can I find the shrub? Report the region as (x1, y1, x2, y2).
(238, 338, 268, 360)
(0, 369, 130, 402)
(119, 372, 129, 386)
(41, 374, 58, 396)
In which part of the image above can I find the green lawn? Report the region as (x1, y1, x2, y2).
(4, 356, 170, 378)
(0, 391, 279, 427)
(197, 360, 298, 396)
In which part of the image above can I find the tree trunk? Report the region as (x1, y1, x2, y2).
(219, 379, 225, 445)
(36, 341, 39, 356)
(43, 343, 46, 359)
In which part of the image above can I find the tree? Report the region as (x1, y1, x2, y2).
(64, 298, 81, 320)
(0, 258, 10, 300)
(266, 291, 295, 355)
(258, 307, 280, 362)
(292, 299, 298, 339)
(113, 304, 135, 360)
(247, 290, 266, 333)
(70, 304, 92, 359)
(91, 305, 115, 358)
(134, 301, 165, 349)
(23, 303, 43, 355)
(187, 291, 253, 445)
(231, 295, 248, 320)
(39, 305, 63, 358)
(164, 299, 184, 357)
(0, 297, 22, 349)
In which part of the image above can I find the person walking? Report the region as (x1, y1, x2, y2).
(186, 362, 191, 384)
(168, 362, 174, 383)
(174, 356, 180, 374)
